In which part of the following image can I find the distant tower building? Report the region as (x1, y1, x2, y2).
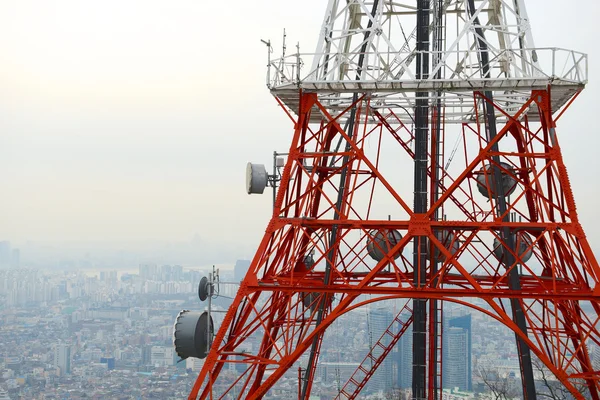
(234, 260, 251, 283)
(395, 313, 413, 389)
(161, 265, 173, 281)
(368, 308, 394, 393)
(54, 344, 71, 375)
(139, 264, 158, 280)
(443, 314, 472, 391)
(173, 265, 183, 281)
(189, 270, 201, 286)
(141, 345, 152, 365)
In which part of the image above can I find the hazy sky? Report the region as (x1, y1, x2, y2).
(1, 1, 600, 255)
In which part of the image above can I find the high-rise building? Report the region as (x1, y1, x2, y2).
(172, 265, 183, 281)
(5, 357, 21, 374)
(186, 357, 204, 372)
(54, 344, 71, 375)
(442, 314, 472, 391)
(234, 260, 251, 283)
(11, 249, 19, 269)
(139, 264, 158, 280)
(141, 345, 152, 365)
(368, 308, 394, 393)
(150, 346, 175, 367)
(100, 357, 115, 370)
(395, 313, 413, 389)
(160, 265, 172, 281)
(592, 342, 600, 371)
(0, 387, 11, 400)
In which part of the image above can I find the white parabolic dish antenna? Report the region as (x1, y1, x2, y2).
(246, 163, 268, 194)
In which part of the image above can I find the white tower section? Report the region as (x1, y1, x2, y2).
(268, 0, 586, 124)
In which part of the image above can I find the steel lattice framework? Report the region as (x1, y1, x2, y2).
(188, 1, 598, 399)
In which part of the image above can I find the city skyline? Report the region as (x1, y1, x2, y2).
(1, 0, 600, 398)
(1, 261, 595, 398)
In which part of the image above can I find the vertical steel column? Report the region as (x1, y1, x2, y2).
(466, 1, 537, 399)
(428, 1, 445, 397)
(413, 1, 430, 399)
(300, 2, 380, 398)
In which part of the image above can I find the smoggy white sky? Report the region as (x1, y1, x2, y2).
(1, 1, 600, 254)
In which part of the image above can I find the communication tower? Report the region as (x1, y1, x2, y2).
(186, 1, 598, 399)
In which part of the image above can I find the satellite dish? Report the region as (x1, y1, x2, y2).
(198, 276, 210, 301)
(246, 163, 268, 194)
(493, 232, 533, 264)
(428, 231, 461, 262)
(173, 310, 214, 360)
(476, 162, 518, 199)
(366, 229, 403, 261)
(302, 292, 318, 309)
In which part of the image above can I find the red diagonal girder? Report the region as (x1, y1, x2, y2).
(189, 90, 600, 400)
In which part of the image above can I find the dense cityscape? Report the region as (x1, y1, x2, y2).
(1, 241, 596, 399)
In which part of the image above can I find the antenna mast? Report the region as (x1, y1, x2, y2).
(188, 1, 598, 399)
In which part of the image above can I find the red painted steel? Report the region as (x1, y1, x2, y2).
(189, 89, 600, 400)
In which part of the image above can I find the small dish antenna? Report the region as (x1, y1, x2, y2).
(366, 229, 403, 261)
(246, 163, 268, 194)
(246, 151, 286, 207)
(475, 162, 517, 199)
(493, 232, 533, 264)
(198, 276, 211, 301)
(173, 266, 241, 362)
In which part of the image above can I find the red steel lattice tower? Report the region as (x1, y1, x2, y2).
(187, 1, 599, 399)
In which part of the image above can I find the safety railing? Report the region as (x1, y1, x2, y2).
(266, 48, 587, 90)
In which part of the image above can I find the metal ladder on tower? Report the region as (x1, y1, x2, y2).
(429, 104, 446, 400)
(430, 2, 447, 391)
(335, 302, 413, 400)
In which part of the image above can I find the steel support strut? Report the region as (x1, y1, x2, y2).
(300, 2, 380, 398)
(188, 88, 600, 400)
(429, 0, 446, 397)
(466, 1, 536, 398)
(413, 1, 431, 399)
(183, 1, 598, 399)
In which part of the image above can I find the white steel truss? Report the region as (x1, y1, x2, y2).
(267, 0, 587, 123)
